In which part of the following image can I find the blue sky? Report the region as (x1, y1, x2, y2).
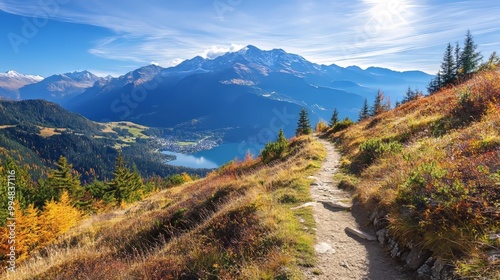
(1, 0, 500, 77)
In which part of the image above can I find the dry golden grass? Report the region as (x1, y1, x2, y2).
(325, 69, 500, 278)
(3, 136, 325, 279)
(0, 125, 16, 129)
(37, 127, 66, 137)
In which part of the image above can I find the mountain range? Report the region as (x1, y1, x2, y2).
(1, 45, 433, 141)
(0, 71, 43, 100)
(19, 70, 108, 103)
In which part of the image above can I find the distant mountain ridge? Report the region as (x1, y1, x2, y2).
(19, 70, 105, 103)
(64, 46, 432, 141)
(166, 45, 432, 96)
(2, 46, 433, 141)
(0, 71, 43, 99)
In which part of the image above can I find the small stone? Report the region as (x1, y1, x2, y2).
(489, 233, 500, 241)
(487, 250, 500, 263)
(315, 242, 336, 254)
(390, 242, 401, 258)
(319, 200, 352, 210)
(376, 229, 387, 244)
(431, 259, 456, 280)
(291, 202, 316, 210)
(417, 257, 435, 278)
(340, 261, 352, 270)
(373, 215, 390, 230)
(406, 247, 433, 270)
(345, 227, 377, 241)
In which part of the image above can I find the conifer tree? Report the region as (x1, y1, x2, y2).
(16, 203, 40, 261)
(460, 30, 482, 77)
(39, 191, 81, 246)
(181, 172, 193, 183)
(402, 87, 424, 104)
(47, 156, 83, 201)
(275, 128, 288, 156)
(330, 108, 339, 127)
(455, 41, 462, 78)
(427, 72, 442, 94)
(261, 129, 289, 162)
(402, 87, 413, 104)
(358, 98, 370, 121)
(370, 91, 390, 117)
(296, 108, 312, 136)
(440, 43, 456, 86)
(0, 157, 31, 224)
(107, 154, 143, 204)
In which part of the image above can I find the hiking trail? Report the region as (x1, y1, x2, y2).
(301, 137, 413, 280)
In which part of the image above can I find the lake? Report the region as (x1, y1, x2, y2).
(163, 142, 264, 169)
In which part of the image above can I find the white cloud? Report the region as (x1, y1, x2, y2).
(202, 43, 246, 59)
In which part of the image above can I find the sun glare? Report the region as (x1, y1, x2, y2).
(365, 0, 414, 31)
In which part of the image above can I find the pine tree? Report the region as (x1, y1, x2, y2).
(460, 30, 482, 77)
(0, 157, 31, 225)
(329, 108, 339, 127)
(402, 87, 424, 104)
(107, 154, 143, 204)
(296, 108, 312, 136)
(358, 98, 370, 121)
(455, 41, 462, 78)
(261, 129, 289, 162)
(275, 128, 288, 157)
(370, 91, 389, 117)
(402, 87, 413, 104)
(440, 43, 456, 86)
(47, 156, 83, 201)
(427, 72, 443, 94)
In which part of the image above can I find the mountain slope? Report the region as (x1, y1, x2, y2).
(325, 69, 500, 279)
(4, 136, 325, 279)
(0, 100, 207, 181)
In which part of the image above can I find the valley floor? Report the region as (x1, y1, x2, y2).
(303, 138, 413, 280)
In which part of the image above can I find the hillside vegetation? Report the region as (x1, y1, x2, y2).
(4, 136, 325, 279)
(0, 100, 205, 181)
(325, 69, 500, 278)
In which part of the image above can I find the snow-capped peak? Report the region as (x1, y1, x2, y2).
(1, 70, 43, 81)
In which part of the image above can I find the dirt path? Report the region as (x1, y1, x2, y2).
(301, 137, 412, 280)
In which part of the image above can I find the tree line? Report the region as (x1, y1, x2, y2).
(427, 30, 488, 93)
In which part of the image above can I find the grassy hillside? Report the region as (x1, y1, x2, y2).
(325, 69, 500, 278)
(4, 136, 325, 279)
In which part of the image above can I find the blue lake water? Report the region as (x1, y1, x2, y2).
(163, 142, 264, 169)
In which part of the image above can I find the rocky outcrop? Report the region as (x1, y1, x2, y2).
(368, 207, 460, 280)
